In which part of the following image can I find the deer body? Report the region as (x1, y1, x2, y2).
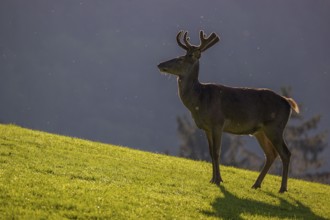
(158, 30, 299, 193)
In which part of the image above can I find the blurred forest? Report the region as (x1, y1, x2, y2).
(1, 1, 329, 173)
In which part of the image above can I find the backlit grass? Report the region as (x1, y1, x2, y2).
(0, 124, 329, 219)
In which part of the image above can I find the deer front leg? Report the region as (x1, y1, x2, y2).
(205, 131, 216, 183)
(212, 129, 223, 185)
(206, 129, 223, 185)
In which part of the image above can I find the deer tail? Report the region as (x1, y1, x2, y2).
(284, 97, 300, 114)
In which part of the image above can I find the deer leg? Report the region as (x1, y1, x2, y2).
(212, 129, 223, 185)
(277, 140, 291, 193)
(264, 128, 291, 193)
(205, 131, 216, 183)
(252, 131, 278, 189)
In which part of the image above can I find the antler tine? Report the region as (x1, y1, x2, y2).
(183, 32, 193, 49)
(199, 30, 220, 52)
(176, 31, 189, 51)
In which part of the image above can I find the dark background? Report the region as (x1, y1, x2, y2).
(1, 1, 329, 169)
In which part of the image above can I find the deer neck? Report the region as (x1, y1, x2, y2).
(177, 62, 202, 110)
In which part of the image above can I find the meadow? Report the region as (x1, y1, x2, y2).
(0, 124, 329, 219)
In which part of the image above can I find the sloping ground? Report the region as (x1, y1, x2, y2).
(0, 124, 329, 219)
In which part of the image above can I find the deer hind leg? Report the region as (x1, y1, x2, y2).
(252, 131, 278, 189)
(263, 127, 291, 193)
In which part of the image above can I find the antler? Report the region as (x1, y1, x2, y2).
(176, 30, 220, 52)
(199, 30, 220, 52)
(176, 31, 192, 51)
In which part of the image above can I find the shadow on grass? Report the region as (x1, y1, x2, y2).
(202, 185, 326, 220)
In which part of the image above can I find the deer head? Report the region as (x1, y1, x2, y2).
(158, 30, 220, 77)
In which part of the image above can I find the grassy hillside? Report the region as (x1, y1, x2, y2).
(0, 124, 329, 219)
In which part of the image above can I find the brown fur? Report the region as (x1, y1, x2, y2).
(158, 30, 299, 193)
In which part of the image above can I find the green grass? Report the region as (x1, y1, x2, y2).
(0, 124, 329, 219)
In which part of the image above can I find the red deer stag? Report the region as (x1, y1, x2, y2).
(157, 30, 299, 193)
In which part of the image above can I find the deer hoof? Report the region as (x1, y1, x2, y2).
(279, 187, 287, 193)
(251, 183, 261, 189)
(209, 178, 217, 184)
(210, 177, 223, 186)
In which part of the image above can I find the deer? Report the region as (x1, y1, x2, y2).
(157, 30, 299, 193)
